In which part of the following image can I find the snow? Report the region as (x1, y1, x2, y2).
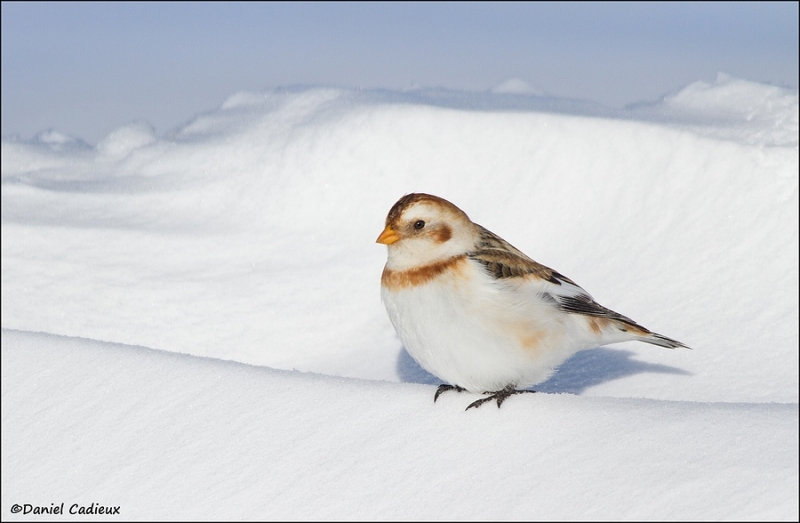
(490, 78, 544, 95)
(2, 74, 798, 520)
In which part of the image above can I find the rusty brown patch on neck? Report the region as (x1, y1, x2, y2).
(382, 255, 467, 291)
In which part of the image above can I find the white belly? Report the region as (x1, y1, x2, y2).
(381, 261, 584, 391)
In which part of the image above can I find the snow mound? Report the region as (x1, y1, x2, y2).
(2, 75, 798, 519)
(95, 120, 156, 157)
(2, 329, 797, 520)
(2, 78, 797, 406)
(491, 78, 544, 95)
(632, 73, 799, 147)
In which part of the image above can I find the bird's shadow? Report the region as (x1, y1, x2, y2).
(396, 346, 691, 394)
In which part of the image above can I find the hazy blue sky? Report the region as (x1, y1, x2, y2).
(2, 2, 797, 143)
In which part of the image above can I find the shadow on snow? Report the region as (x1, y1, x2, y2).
(396, 346, 691, 395)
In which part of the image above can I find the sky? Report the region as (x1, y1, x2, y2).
(2, 1, 798, 144)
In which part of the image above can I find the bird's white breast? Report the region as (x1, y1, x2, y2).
(381, 257, 586, 391)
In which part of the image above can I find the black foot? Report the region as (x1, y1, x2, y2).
(465, 385, 536, 410)
(434, 384, 467, 403)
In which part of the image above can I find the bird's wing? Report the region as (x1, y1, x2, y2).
(469, 224, 643, 329)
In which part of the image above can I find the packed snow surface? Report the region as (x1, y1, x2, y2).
(2, 74, 798, 520)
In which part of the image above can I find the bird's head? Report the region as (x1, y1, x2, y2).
(376, 193, 477, 270)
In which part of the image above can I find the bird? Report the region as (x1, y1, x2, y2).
(376, 193, 689, 410)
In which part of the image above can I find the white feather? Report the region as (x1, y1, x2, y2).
(382, 257, 602, 391)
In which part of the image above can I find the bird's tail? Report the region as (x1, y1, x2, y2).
(639, 331, 691, 350)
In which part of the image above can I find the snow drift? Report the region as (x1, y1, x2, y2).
(2, 74, 798, 519)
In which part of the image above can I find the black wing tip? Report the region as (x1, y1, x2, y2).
(648, 333, 692, 350)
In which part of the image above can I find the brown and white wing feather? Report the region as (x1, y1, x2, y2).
(468, 224, 689, 349)
(470, 224, 585, 291)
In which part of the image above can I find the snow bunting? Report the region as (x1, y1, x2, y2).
(377, 193, 689, 410)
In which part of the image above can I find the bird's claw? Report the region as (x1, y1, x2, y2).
(433, 384, 467, 402)
(465, 385, 536, 410)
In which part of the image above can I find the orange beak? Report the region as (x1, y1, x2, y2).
(376, 225, 401, 245)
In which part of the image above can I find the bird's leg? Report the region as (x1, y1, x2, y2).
(434, 384, 467, 403)
(465, 385, 536, 410)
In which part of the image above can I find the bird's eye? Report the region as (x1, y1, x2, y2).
(414, 220, 425, 230)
